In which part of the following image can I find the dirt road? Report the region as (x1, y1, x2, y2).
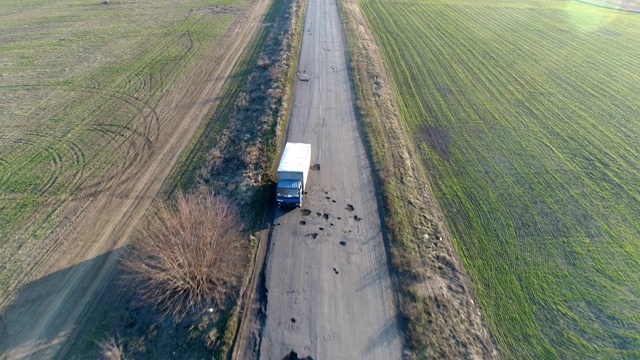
(258, 0, 403, 357)
(0, 1, 270, 358)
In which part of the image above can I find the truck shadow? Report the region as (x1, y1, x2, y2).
(0, 250, 121, 359)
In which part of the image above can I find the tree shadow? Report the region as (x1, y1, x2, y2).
(0, 250, 122, 359)
(364, 315, 402, 356)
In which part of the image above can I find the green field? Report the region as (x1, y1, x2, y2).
(359, 0, 640, 358)
(0, 0, 247, 296)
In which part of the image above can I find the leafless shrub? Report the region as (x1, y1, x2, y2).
(204, 327, 220, 350)
(98, 335, 126, 360)
(124, 191, 247, 321)
(257, 53, 271, 68)
(236, 92, 249, 108)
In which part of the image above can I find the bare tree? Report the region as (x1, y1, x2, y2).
(98, 335, 126, 360)
(123, 191, 246, 321)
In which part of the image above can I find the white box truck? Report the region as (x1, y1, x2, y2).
(276, 142, 311, 208)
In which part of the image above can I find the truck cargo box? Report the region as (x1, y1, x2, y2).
(276, 143, 311, 207)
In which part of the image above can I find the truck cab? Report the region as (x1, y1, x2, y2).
(276, 180, 303, 208)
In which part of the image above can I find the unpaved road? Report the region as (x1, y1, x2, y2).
(258, 0, 403, 357)
(0, 1, 270, 358)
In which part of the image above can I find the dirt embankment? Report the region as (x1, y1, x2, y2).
(207, 0, 306, 357)
(338, 0, 499, 358)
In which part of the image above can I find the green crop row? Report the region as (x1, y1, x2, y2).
(359, 0, 640, 358)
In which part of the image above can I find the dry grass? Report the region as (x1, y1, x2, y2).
(123, 191, 247, 322)
(98, 335, 126, 360)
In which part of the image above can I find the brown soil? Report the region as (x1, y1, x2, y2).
(338, 0, 499, 358)
(0, 0, 271, 358)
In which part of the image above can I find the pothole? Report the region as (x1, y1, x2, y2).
(282, 351, 314, 360)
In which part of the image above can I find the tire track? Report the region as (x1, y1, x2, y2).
(36, 146, 62, 195)
(66, 140, 87, 187)
(0, 85, 160, 200)
(125, 72, 147, 100)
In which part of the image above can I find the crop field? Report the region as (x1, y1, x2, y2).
(359, 0, 640, 358)
(0, 0, 248, 304)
